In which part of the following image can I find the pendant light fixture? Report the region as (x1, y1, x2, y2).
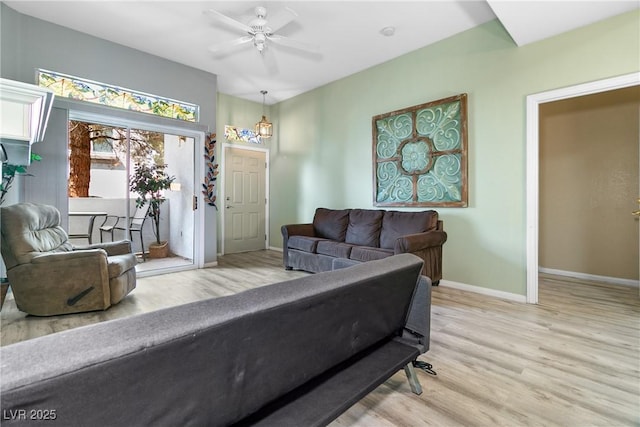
(255, 90, 272, 139)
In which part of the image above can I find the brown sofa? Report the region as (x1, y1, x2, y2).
(282, 208, 447, 284)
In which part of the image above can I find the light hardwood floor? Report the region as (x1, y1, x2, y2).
(1, 251, 638, 426)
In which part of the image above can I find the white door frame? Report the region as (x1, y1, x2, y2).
(525, 72, 640, 303)
(68, 110, 206, 272)
(221, 142, 269, 255)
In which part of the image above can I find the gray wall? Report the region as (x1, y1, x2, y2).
(0, 3, 218, 263)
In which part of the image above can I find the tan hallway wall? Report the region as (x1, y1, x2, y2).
(539, 86, 640, 281)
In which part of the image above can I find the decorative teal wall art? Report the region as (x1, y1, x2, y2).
(372, 94, 468, 207)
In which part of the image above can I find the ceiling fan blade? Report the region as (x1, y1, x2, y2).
(204, 9, 252, 33)
(268, 34, 319, 54)
(261, 48, 279, 75)
(266, 7, 298, 33)
(208, 36, 253, 53)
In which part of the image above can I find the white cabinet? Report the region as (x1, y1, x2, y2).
(0, 78, 54, 165)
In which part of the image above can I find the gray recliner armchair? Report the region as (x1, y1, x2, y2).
(0, 203, 137, 316)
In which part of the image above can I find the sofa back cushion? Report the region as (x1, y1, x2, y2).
(313, 208, 350, 241)
(345, 209, 384, 247)
(0, 254, 424, 427)
(379, 210, 439, 249)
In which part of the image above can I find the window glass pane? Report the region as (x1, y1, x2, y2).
(68, 117, 195, 272)
(38, 69, 199, 122)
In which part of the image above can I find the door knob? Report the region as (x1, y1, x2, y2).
(633, 210, 640, 216)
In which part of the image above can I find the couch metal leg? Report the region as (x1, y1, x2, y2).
(403, 363, 423, 395)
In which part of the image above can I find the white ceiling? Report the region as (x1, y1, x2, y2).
(5, 1, 639, 104)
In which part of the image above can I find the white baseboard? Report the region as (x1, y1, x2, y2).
(539, 267, 639, 288)
(439, 279, 527, 303)
(269, 246, 283, 252)
(203, 261, 218, 268)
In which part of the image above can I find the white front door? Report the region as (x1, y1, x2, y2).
(223, 147, 266, 253)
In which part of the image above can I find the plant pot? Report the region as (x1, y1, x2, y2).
(148, 241, 169, 259)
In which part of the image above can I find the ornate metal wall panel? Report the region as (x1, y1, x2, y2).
(372, 94, 468, 207)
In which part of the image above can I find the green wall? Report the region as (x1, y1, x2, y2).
(221, 11, 640, 296)
(217, 93, 270, 142)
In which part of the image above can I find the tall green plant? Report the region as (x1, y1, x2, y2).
(0, 153, 42, 205)
(129, 163, 175, 245)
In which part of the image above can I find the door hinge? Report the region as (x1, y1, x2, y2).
(193, 195, 198, 210)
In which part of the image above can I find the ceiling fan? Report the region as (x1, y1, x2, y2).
(204, 6, 318, 55)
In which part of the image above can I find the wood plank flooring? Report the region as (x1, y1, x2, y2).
(1, 251, 638, 426)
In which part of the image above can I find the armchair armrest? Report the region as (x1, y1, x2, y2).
(31, 249, 108, 264)
(74, 240, 133, 256)
(394, 230, 447, 253)
(10, 250, 111, 315)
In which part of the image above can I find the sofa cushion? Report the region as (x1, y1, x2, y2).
(350, 246, 394, 262)
(345, 209, 384, 247)
(316, 241, 353, 258)
(379, 210, 439, 249)
(287, 236, 325, 253)
(313, 208, 350, 241)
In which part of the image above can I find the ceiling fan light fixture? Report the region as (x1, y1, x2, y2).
(256, 90, 273, 138)
(254, 32, 267, 52)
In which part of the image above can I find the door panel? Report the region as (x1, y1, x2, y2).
(224, 147, 266, 253)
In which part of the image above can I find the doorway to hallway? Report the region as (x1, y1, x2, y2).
(526, 72, 640, 303)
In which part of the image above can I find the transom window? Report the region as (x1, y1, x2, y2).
(37, 69, 199, 122)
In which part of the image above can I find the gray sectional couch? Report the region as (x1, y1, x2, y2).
(282, 207, 447, 284)
(0, 254, 431, 426)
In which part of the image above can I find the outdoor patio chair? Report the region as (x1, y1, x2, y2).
(99, 204, 149, 260)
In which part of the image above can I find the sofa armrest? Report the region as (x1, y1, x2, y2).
(281, 223, 315, 269)
(281, 223, 315, 240)
(74, 240, 132, 256)
(394, 231, 447, 283)
(332, 258, 432, 353)
(394, 230, 447, 253)
(399, 275, 432, 354)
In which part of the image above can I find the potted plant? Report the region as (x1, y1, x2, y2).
(129, 163, 175, 258)
(1, 152, 42, 205)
